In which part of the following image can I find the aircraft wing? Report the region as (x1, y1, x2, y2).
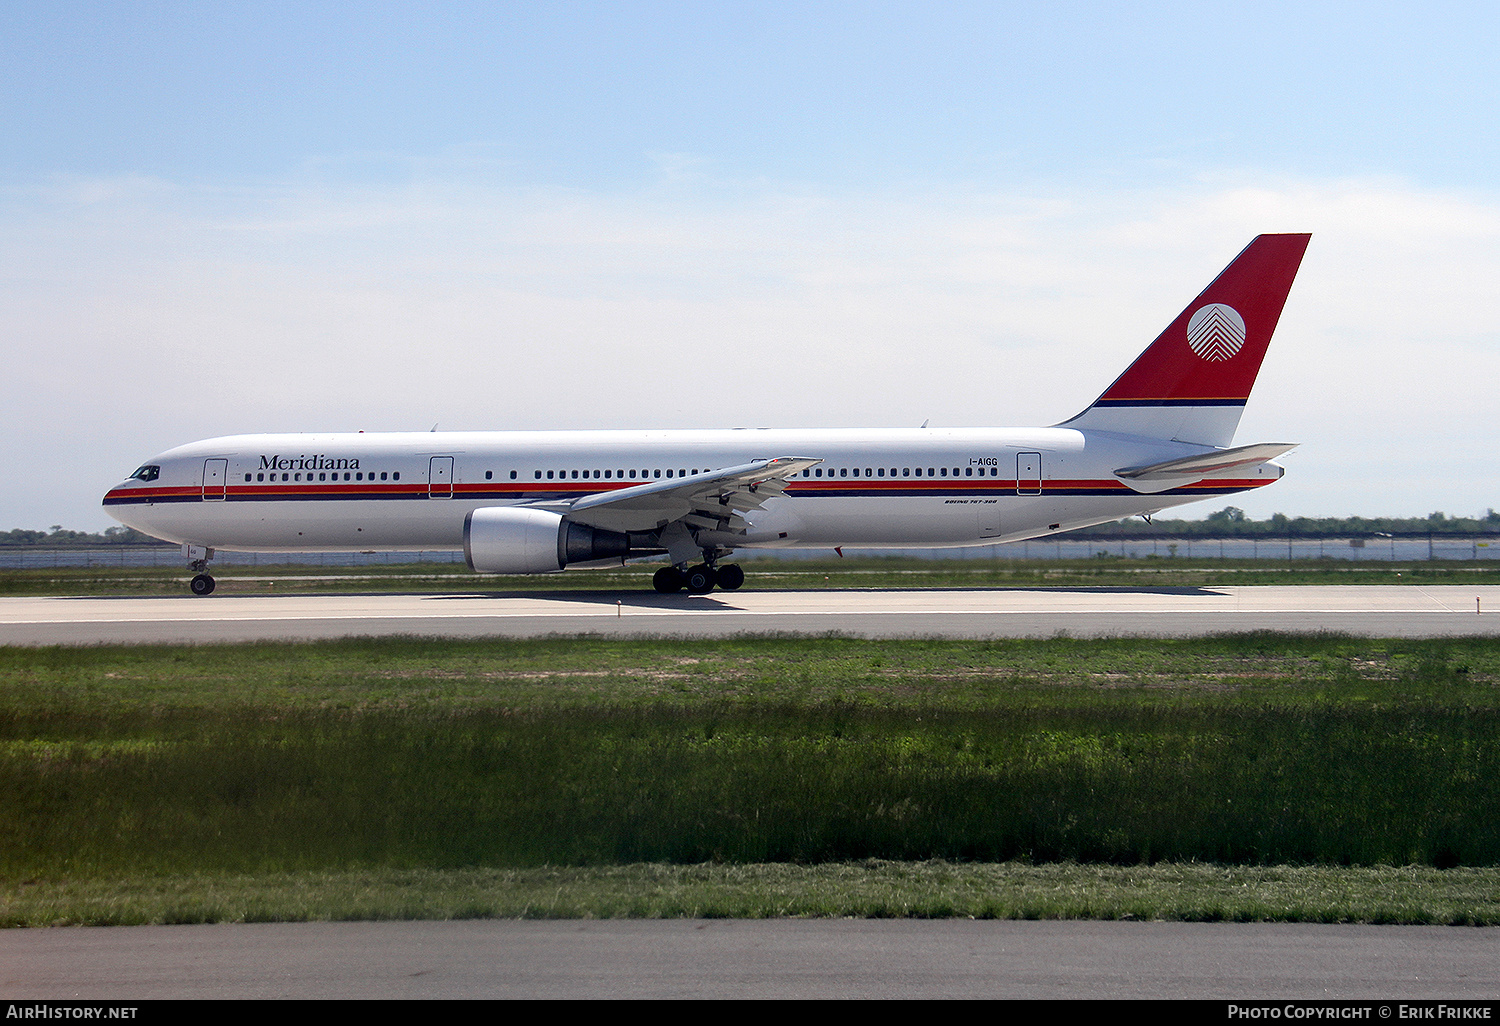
(1114, 442, 1296, 494)
(550, 457, 823, 534)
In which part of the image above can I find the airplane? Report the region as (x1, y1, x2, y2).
(103, 233, 1311, 596)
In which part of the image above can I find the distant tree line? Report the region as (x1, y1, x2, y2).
(1071, 507, 1500, 539)
(0, 526, 167, 548)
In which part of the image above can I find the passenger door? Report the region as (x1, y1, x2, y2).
(202, 459, 228, 501)
(428, 456, 454, 498)
(1016, 452, 1042, 496)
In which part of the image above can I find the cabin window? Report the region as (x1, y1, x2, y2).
(243, 474, 252, 482)
(509, 471, 516, 480)
(484, 471, 492, 480)
(902, 468, 910, 477)
(841, 468, 847, 477)
(534, 471, 542, 479)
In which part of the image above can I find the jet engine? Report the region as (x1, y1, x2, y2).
(463, 507, 636, 574)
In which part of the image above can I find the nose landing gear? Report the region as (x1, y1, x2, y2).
(184, 544, 216, 596)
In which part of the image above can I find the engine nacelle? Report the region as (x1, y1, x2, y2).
(463, 507, 632, 574)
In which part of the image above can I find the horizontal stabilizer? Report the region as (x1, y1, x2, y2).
(1114, 442, 1296, 494)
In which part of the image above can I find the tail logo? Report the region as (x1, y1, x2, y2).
(1186, 303, 1246, 362)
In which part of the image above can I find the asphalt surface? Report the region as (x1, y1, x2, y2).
(2, 584, 1498, 644)
(5, 920, 1498, 1000)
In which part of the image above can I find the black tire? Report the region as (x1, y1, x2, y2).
(685, 564, 716, 593)
(653, 566, 685, 593)
(715, 563, 745, 590)
(190, 573, 216, 596)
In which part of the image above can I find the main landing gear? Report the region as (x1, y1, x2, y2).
(653, 561, 745, 594)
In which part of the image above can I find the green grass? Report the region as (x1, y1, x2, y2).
(2, 635, 1499, 880)
(7, 862, 1500, 927)
(5, 702, 1497, 875)
(3, 632, 1497, 713)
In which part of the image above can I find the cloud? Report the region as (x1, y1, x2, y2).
(2, 171, 1498, 528)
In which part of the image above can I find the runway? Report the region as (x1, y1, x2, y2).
(4, 919, 1497, 999)
(3, 584, 1499, 644)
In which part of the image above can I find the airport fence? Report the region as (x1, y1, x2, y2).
(1, 536, 1498, 569)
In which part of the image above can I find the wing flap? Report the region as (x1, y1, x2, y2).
(562, 457, 821, 533)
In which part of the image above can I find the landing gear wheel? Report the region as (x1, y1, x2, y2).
(715, 563, 745, 591)
(189, 573, 216, 597)
(685, 564, 717, 594)
(653, 566, 685, 594)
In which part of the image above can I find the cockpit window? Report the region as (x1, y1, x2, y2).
(129, 465, 160, 482)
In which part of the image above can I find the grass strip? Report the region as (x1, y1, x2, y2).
(5, 634, 1500, 924)
(5, 862, 1499, 927)
(5, 632, 1500, 713)
(5, 696, 1500, 873)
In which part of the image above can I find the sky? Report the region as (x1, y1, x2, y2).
(3, 1, 1499, 531)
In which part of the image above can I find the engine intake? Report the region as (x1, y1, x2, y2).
(464, 507, 634, 574)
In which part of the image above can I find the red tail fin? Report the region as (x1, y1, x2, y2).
(1062, 233, 1311, 446)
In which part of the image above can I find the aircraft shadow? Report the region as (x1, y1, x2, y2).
(425, 584, 1229, 608)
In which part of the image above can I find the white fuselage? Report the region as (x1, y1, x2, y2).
(102, 427, 1281, 556)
